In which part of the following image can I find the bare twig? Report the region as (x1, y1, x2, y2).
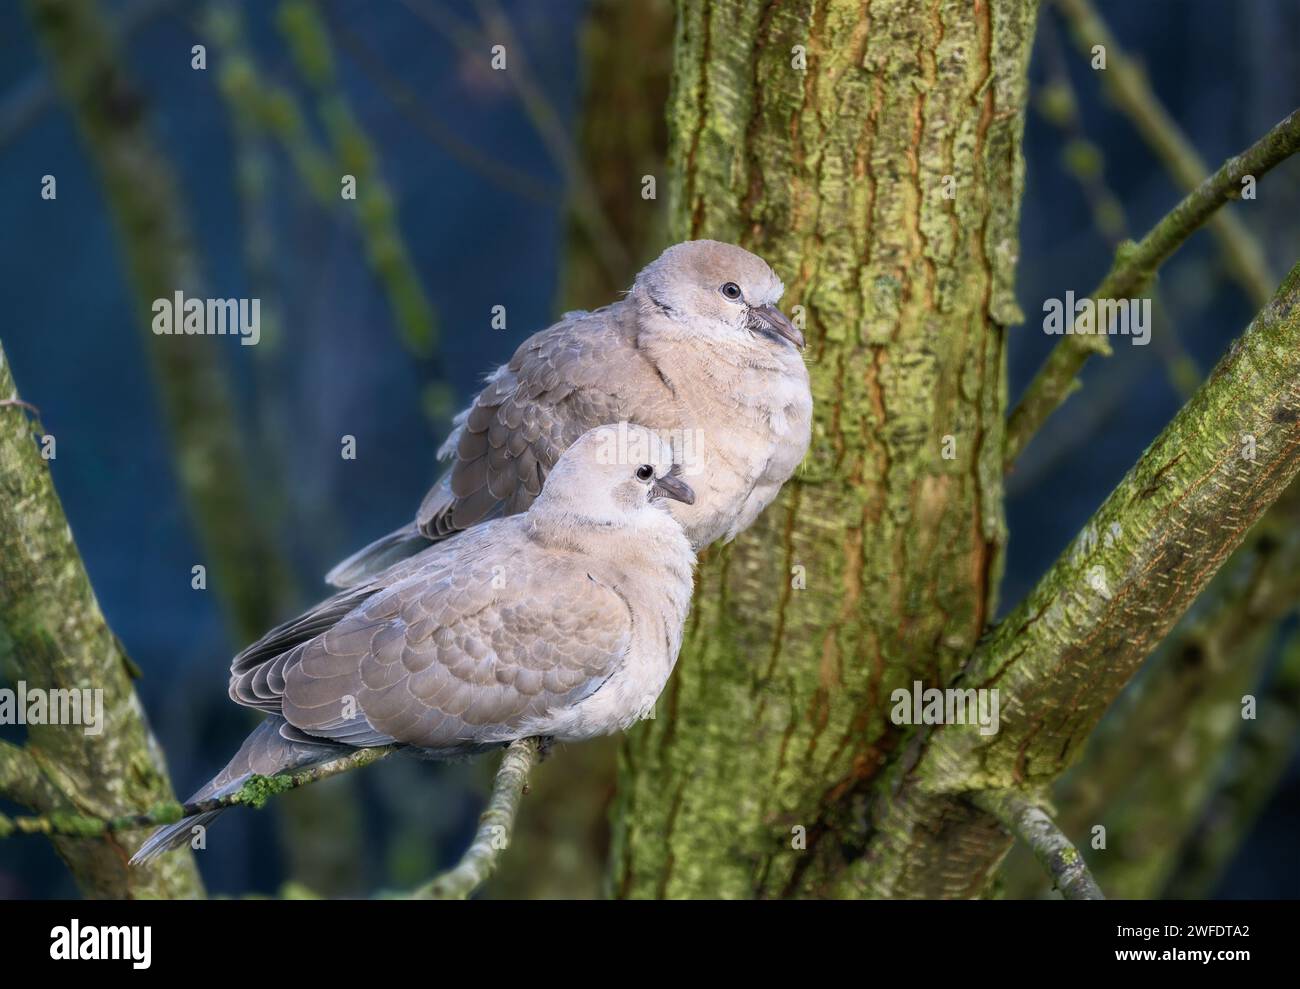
(398, 0, 629, 283)
(327, 15, 557, 205)
(1005, 107, 1300, 468)
(1055, 0, 1276, 307)
(974, 790, 1104, 900)
(1033, 16, 1200, 404)
(0, 397, 41, 416)
(0, 745, 396, 839)
(0, 0, 173, 149)
(1162, 637, 1300, 898)
(410, 737, 538, 900)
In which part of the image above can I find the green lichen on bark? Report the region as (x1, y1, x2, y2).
(611, 0, 1039, 898)
(0, 343, 204, 899)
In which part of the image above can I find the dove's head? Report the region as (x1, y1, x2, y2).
(529, 423, 695, 551)
(632, 239, 805, 353)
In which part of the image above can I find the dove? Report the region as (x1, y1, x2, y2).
(131, 424, 696, 864)
(326, 239, 812, 588)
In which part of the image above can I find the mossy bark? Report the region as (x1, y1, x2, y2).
(611, 0, 1039, 898)
(0, 344, 204, 898)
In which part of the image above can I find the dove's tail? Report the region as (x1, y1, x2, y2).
(324, 522, 431, 588)
(130, 718, 352, 865)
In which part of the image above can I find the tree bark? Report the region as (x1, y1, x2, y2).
(0, 343, 204, 898)
(611, 0, 1039, 898)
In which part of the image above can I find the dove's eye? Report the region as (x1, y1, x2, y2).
(720, 282, 743, 302)
(635, 464, 655, 482)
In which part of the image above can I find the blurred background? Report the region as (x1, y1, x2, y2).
(1, 0, 1297, 898)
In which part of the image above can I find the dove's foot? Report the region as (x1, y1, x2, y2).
(535, 735, 556, 762)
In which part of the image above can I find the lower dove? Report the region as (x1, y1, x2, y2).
(131, 424, 696, 863)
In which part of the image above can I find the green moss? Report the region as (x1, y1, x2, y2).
(48, 812, 107, 838)
(148, 801, 185, 825)
(235, 774, 296, 810)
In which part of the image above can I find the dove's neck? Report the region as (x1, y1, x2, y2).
(526, 499, 694, 580)
(635, 311, 809, 413)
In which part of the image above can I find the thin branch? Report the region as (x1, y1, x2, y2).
(973, 790, 1104, 900)
(1005, 107, 1300, 468)
(1033, 16, 1200, 403)
(326, 15, 558, 205)
(1055, 0, 1275, 307)
(0, 745, 396, 839)
(0, 397, 41, 416)
(0, 335, 204, 896)
(398, 0, 630, 284)
(410, 737, 538, 900)
(27, 0, 295, 642)
(0, 0, 173, 150)
(1162, 636, 1300, 898)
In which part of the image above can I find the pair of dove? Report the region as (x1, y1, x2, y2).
(133, 240, 812, 863)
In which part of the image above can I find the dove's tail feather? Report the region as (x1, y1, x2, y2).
(324, 522, 431, 588)
(130, 717, 352, 866)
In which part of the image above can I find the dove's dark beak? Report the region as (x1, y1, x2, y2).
(652, 473, 695, 505)
(747, 304, 805, 350)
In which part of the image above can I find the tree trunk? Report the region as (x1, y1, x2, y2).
(0, 344, 204, 898)
(611, 0, 1039, 898)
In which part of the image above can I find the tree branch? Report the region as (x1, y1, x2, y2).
(0, 740, 55, 811)
(26, 0, 294, 641)
(0, 341, 203, 897)
(858, 261, 1300, 897)
(410, 738, 538, 900)
(0, 745, 395, 840)
(1004, 107, 1300, 468)
(1162, 637, 1300, 898)
(398, 0, 630, 284)
(1003, 480, 1300, 898)
(275, 0, 438, 356)
(1055, 0, 1276, 307)
(973, 790, 1104, 900)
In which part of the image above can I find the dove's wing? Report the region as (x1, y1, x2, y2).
(417, 304, 664, 539)
(324, 303, 672, 589)
(233, 523, 632, 753)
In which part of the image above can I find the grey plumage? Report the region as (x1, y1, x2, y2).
(132, 425, 695, 863)
(326, 239, 812, 588)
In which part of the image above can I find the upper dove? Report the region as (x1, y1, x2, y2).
(132, 424, 696, 863)
(326, 239, 812, 588)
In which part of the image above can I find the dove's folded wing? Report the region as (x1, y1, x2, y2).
(233, 537, 632, 753)
(417, 306, 653, 539)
